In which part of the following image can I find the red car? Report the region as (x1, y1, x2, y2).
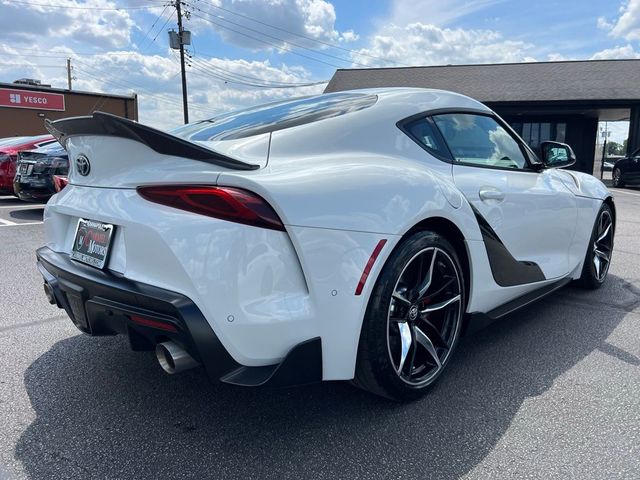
(0, 135, 55, 195)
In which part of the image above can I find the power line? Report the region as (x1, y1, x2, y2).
(186, 3, 366, 68)
(72, 58, 218, 116)
(188, 10, 342, 69)
(186, 52, 328, 87)
(187, 54, 326, 88)
(138, 3, 171, 50)
(6, 0, 164, 10)
(0, 63, 66, 68)
(0, 46, 166, 58)
(74, 65, 218, 117)
(152, 9, 176, 42)
(192, 0, 407, 67)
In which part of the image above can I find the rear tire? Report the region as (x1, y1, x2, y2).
(578, 203, 613, 289)
(354, 231, 465, 401)
(612, 168, 625, 188)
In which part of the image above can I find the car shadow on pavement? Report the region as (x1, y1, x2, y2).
(15, 274, 637, 479)
(9, 208, 44, 221)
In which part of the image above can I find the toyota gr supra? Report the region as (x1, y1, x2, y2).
(37, 88, 615, 401)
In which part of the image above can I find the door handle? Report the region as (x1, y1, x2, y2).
(479, 186, 505, 202)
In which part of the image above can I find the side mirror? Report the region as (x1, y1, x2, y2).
(540, 141, 576, 169)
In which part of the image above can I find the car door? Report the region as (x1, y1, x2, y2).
(431, 112, 578, 284)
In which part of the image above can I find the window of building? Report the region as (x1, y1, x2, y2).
(510, 121, 567, 150)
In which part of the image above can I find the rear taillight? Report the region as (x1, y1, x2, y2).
(53, 175, 68, 192)
(137, 185, 285, 231)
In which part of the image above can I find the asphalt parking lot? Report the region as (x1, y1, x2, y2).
(0, 187, 639, 480)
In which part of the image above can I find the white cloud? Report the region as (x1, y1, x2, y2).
(350, 23, 535, 67)
(78, 52, 326, 128)
(598, 0, 640, 41)
(3, 0, 639, 135)
(189, 0, 355, 51)
(0, 0, 135, 49)
(386, 0, 505, 27)
(547, 53, 569, 61)
(597, 16, 613, 31)
(340, 30, 359, 42)
(590, 44, 640, 59)
(0, 42, 324, 129)
(0, 0, 328, 129)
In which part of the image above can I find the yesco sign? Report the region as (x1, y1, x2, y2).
(0, 88, 65, 111)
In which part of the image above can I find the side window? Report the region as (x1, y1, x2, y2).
(432, 113, 528, 169)
(404, 117, 451, 160)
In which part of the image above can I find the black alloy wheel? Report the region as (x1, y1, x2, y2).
(579, 204, 614, 289)
(354, 231, 465, 401)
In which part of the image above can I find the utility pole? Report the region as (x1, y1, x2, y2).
(67, 58, 72, 90)
(175, 0, 189, 124)
(600, 121, 609, 180)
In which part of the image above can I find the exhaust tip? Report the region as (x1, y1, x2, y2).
(156, 343, 177, 374)
(155, 342, 199, 375)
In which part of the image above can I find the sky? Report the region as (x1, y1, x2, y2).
(0, 0, 639, 140)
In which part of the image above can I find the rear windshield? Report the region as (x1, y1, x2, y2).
(0, 136, 29, 146)
(33, 141, 65, 155)
(172, 92, 377, 142)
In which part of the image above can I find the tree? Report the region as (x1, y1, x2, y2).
(606, 141, 624, 156)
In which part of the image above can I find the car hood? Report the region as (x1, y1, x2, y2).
(552, 169, 610, 200)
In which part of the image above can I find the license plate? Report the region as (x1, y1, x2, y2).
(71, 219, 114, 269)
(18, 164, 33, 175)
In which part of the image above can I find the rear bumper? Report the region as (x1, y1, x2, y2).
(14, 178, 55, 201)
(36, 246, 322, 387)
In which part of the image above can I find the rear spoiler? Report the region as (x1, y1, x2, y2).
(45, 111, 259, 171)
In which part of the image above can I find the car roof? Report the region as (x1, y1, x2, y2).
(0, 134, 54, 152)
(25, 141, 66, 155)
(173, 88, 490, 142)
(0, 136, 31, 146)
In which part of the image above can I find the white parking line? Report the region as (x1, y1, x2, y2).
(0, 204, 44, 209)
(610, 188, 640, 198)
(0, 221, 43, 227)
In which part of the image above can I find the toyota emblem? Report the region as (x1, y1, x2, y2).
(76, 154, 91, 176)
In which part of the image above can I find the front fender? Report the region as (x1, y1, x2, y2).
(553, 169, 610, 200)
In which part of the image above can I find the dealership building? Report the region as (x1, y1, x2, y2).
(325, 59, 640, 174)
(0, 79, 138, 137)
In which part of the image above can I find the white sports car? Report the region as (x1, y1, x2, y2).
(38, 88, 615, 401)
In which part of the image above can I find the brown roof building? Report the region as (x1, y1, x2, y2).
(0, 79, 137, 137)
(325, 59, 640, 174)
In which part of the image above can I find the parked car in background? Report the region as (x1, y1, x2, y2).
(13, 141, 68, 202)
(0, 136, 30, 147)
(612, 148, 640, 188)
(0, 135, 54, 195)
(602, 156, 622, 172)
